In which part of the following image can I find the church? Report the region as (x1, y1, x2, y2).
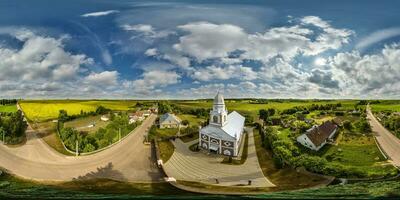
(199, 92, 245, 157)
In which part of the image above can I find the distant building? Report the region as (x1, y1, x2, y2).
(100, 115, 110, 121)
(159, 113, 181, 129)
(297, 121, 338, 151)
(199, 92, 245, 157)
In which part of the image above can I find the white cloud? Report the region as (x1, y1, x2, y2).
(191, 65, 257, 81)
(124, 70, 181, 95)
(145, 48, 158, 56)
(85, 71, 119, 86)
(356, 27, 400, 50)
(173, 17, 352, 63)
(81, 10, 119, 17)
(122, 24, 175, 40)
(329, 43, 400, 97)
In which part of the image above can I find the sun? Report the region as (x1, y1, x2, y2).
(314, 57, 327, 66)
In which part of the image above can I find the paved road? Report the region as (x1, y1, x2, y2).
(367, 105, 400, 167)
(0, 114, 162, 182)
(163, 128, 275, 187)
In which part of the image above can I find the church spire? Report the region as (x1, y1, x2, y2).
(210, 91, 228, 127)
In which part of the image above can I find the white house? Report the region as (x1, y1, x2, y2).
(296, 121, 338, 151)
(159, 113, 181, 129)
(100, 115, 110, 121)
(199, 92, 245, 157)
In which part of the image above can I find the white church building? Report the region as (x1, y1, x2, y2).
(199, 92, 245, 157)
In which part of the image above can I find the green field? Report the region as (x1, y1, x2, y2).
(0, 104, 17, 113)
(19, 100, 138, 122)
(371, 101, 400, 112)
(177, 114, 205, 126)
(174, 100, 359, 119)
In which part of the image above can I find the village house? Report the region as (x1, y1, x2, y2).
(100, 115, 110, 122)
(199, 92, 245, 157)
(159, 113, 181, 129)
(296, 121, 338, 151)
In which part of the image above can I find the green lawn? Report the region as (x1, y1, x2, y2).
(0, 104, 17, 113)
(156, 128, 178, 138)
(177, 114, 205, 126)
(158, 140, 175, 162)
(64, 115, 110, 134)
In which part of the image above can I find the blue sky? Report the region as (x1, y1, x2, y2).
(0, 0, 400, 99)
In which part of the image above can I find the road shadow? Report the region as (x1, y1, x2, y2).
(73, 162, 126, 181)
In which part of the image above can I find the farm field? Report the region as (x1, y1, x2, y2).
(0, 104, 17, 113)
(174, 100, 360, 119)
(19, 100, 139, 122)
(371, 101, 400, 112)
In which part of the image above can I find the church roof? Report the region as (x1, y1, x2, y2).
(213, 91, 225, 105)
(159, 113, 181, 124)
(201, 111, 245, 141)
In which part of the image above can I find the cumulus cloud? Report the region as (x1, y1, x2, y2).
(329, 43, 400, 97)
(122, 24, 175, 41)
(85, 71, 119, 86)
(173, 17, 352, 62)
(0, 30, 93, 82)
(124, 70, 181, 95)
(191, 65, 257, 81)
(81, 10, 119, 17)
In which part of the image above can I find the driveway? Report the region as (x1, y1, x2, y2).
(163, 128, 275, 187)
(367, 105, 400, 167)
(0, 114, 163, 182)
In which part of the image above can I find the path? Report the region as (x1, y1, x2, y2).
(367, 105, 400, 167)
(0, 114, 163, 182)
(163, 128, 275, 187)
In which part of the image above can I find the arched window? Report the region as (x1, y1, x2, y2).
(213, 115, 218, 123)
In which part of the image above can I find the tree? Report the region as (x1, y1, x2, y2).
(181, 120, 189, 126)
(58, 110, 69, 122)
(343, 120, 353, 131)
(95, 106, 110, 115)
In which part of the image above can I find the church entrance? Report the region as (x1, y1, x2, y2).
(209, 144, 219, 154)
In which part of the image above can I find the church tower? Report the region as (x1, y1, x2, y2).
(209, 91, 228, 127)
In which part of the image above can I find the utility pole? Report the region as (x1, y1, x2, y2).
(75, 140, 79, 156)
(119, 127, 121, 142)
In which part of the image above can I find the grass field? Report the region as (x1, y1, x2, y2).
(371, 101, 400, 112)
(19, 100, 138, 122)
(177, 114, 205, 126)
(158, 140, 175, 162)
(64, 115, 109, 134)
(0, 104, 17, 113)
(174, 100, 359, 119)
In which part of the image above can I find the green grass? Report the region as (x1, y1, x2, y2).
(177, 114, 205, 126)
(180, 133, 199, 143)
(158, 140, 175, 162)
(0, 104, 17, 113)
(19, 100, 139, 122)
(156, 128, 178, 138)
(371, 101, 400, 112)
(64, 115, 110, 134)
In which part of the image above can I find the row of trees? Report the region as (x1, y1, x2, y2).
(380, 113, 400, 138)
(58, 110, 139, 153)
(0, 110, 28, 144)
(0, 99, 17, 105)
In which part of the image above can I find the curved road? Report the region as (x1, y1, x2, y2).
(367, 105, 400, 167)
(0, 114, 163, 182)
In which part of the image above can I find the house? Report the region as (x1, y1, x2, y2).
(143, 110, 151, 117)
(296, 121, 338, 151)
(100, 115, 110, 121)
(199, 92, 245, 157)
(159, 113, 181, 129)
